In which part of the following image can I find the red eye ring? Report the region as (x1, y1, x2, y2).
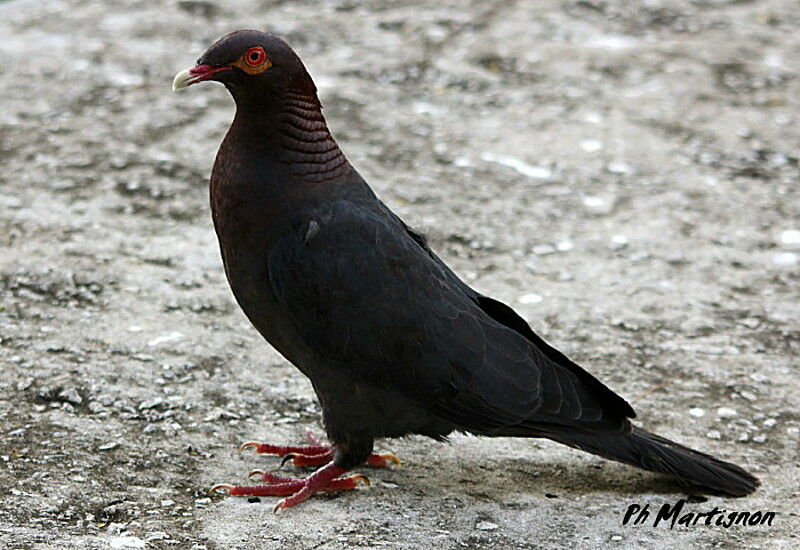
(245, 47, 266, 66)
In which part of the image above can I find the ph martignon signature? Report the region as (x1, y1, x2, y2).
(623, 499, 776, 529)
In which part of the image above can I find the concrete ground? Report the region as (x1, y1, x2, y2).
(0, 0, 798, 548)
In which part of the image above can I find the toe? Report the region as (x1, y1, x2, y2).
(366, 453, 401, 467)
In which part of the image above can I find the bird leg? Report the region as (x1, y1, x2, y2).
(209, 430, 399, 509)
(211, 463, 370, 512)
(240, 429, 400, 468)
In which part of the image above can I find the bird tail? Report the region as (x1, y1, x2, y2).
(550, 425, 759, 497)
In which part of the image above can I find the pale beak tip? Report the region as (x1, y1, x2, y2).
(172, 68, 193, 91)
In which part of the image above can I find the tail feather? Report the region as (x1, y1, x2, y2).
(552, 426, 759, 497)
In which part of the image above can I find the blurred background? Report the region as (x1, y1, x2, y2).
(0, 0, 798, 548)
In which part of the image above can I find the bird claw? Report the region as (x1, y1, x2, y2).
(238, 435, 399, 469)
(213, 435, 393, 508)
(239, 441, 262, 453)
(273, 499, 288, 514)
(367, 453, 401, 467)
(351, 474, 370, 487)
(280, 453, 297, 467)
(209, 483, 235, 495)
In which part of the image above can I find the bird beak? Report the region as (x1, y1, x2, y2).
(172, 64, 230, 90)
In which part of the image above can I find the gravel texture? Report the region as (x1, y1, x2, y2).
(0, 0, 798, 548)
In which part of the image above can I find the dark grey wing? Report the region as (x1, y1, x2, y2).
(389, 208, 636, 424)
(268, 200, 631, 434)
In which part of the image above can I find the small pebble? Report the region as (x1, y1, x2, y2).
(752, 434, 767, 444)
(59, 388, 83, 405)
(750, 372, 768, 383)
(739, 318, 761, 329)
(779, 229, 800, 245)
(107, 536, 146, 550)
(739, 391, 757, 401)
(139, 398, 164, 410)
(147, 332, 184, 347)
(607, 161, 631, 174)
(481, 152, 551, 180)
(584, 112, 602, 124)
(582, 195, 615, 215)
(717, 407, 737, 419)
(706, 430, 721, 440)
(532, 244, 556, 256)
(475, 521, 498, 531)
(772, 252, 798, 266)
(580, 139, 602, 153)
(555, 240, 574, 252)
(610, 235, 629, 249)
(0, 196, 22, 208)
(519, 293, 543, 304)
(689, 407, 705, 418)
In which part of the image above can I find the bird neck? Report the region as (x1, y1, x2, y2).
(231, 89, 351, 184)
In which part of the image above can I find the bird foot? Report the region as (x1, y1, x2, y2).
(210, 430, 398, 509)
(211, 463, 369, 512)
(240, 429, 400, 468)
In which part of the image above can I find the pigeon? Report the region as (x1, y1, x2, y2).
(172, 30, 758, 511)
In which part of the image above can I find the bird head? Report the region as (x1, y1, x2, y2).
(172, 30, 316, 104)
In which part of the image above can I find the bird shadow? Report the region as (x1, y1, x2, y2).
(384, 443, 702, 503)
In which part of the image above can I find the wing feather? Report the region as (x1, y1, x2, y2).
(268, 200, 632, 435)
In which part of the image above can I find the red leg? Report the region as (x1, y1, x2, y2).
(274, 463, 361, 511)
(239, 441, 329, 456)
(212, 463, 369, 512)
(240, 431, 400, 468)
(282, 450, 335, 467)
(366, 453, 401, 467)
(210, 431, 400, 510)
(248, 470, 295, 483)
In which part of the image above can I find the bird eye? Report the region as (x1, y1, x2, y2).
(245, 47, 266, 66)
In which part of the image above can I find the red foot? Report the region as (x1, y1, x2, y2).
(239, 430, 400, 468)
(366, 453, 401, 467)
(282, 450, 334, 467)
(211, 463, 369, 512)
(209, 430, 399, 510)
